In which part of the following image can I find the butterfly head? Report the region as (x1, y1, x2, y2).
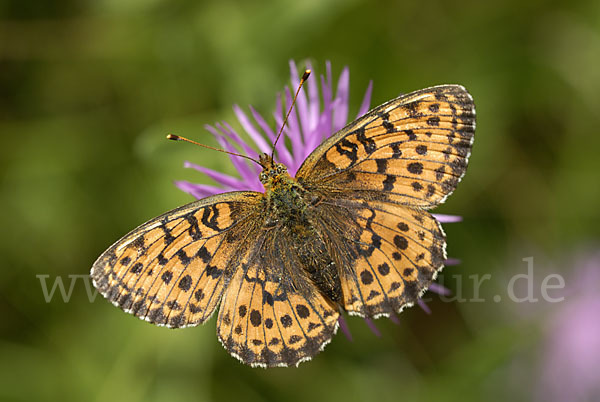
(258, 153, 289, 188)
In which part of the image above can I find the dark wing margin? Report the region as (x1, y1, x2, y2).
(296, 85, 475, 209)
(91, 191, 263, 329)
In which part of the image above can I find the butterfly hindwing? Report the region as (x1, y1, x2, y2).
(296, 85, 475, 208)
(217, 231, 339, 367)
(316, 199, 446, 317)
(91, 191, 262, 328)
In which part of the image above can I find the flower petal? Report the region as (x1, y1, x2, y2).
(304, 93, 334, 154)
(433, 213, 463, 223)
(211, 121, 260, 162)
(418, 299, 432, 314)
(357, 80, 373, 117)
(363, 317, 381, 337)
(213, 127, 261, 188)
(289, 60, 310, 141)
(332, 66, 349, 132)
(444, 258, 461, 266)
(305, 61, 320, 132)
(183, 161, 245, 189)
(249, 105, 276, 141)
(428, 283, 452, 296)
(174, 181, 229, 199)
(283, 87, 305, 165)
(233, 105, 272, 154)
(316, 74, 333, 144)
(337, 316, 353, 342)
(388, 314, 400, 325)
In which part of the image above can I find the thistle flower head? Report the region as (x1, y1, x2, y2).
(175, 61, 373, 197)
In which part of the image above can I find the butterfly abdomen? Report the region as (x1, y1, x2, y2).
(293, 229, 343, 304)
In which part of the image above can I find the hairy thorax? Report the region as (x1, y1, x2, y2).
(268, 175, 309, 227)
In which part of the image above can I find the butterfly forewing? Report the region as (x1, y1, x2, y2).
(91, 191, 262, 328)
(296, 85, 475, 208)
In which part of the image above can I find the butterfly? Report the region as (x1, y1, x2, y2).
(91, 83, 475, 367)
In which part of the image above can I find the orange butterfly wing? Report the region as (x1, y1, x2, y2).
(296, 85, 475, 315)
(91, 191, 262, 328)
(217, 227, 339, 367)
(312, 199, 446, 316)
(296, 85, 475, 208)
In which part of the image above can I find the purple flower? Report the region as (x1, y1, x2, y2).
(536, 250, 600, 402)
(174, 60, 457, 338)
(175, 61, 373, 197)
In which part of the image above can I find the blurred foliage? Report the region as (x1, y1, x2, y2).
(1, 0, 599, 401)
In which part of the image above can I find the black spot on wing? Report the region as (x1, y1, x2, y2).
(356, 128, 376, 154)
(383, 120, 395, 133)
(196, 246, 211, 263)
(280, 314, 293, 328)
(335, 137, 359, 164)
(376, 159, 387, 173)
(404, 129, 417, 141)
(238, 305, 247, 317)
(390, 142, 403, 158)
(176, 250, 191, 265)
(296, 304, 310, 319)
(407, 162, 423, 175)
(394, 235, 408, 250)
(178, 275, 192, 291)
(201, 205, 221, 231)
(427, 116, 440, 126)
(161, 271, 173, 284)
(186, 214, 202, 240)
(383, 175, 396, 191)
(250, 310, 262, 327)
(130, 263, 143, 274)
(360, 270, 374, 285)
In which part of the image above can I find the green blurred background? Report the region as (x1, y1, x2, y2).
(1, 0, 599, 401)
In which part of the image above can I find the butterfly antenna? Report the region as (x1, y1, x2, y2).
(166, 134, 263, 167)
(271, 69, 311, 159)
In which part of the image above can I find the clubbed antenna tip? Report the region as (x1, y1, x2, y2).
(271, 68, 311, 158)
(165, 133, 262, 167)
